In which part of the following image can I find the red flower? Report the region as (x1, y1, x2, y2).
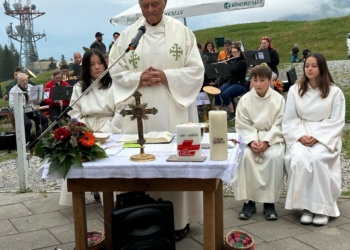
(54, 127, 71, 141)
(78, 131, 95, 147)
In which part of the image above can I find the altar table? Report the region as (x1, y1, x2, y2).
(37, 133, 245, 250)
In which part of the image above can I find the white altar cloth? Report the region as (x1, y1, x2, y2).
(37, 133, 245, 184)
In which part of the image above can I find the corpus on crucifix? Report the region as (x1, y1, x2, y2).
(120, 90, 158, 162)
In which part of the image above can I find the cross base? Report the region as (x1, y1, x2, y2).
(130, 153, 156, 162)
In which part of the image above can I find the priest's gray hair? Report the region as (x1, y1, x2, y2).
(138, 0, 166, 5)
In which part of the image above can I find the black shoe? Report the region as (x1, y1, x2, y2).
(239, 200, 256, 220)
(227, 112, 235, 121)
(174, 223, 190, 242)
(263, 203, 278, 220)
(93, 192, 101, 201)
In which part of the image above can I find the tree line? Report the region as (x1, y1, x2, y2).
(0, 42, 20, 82)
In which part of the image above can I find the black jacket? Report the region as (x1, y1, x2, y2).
(267, 48, 279, 75)
(228, 57, 247, 86)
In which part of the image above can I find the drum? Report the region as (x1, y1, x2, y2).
(202, 86, 221, 122)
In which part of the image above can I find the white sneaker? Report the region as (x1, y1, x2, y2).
(313, 214, 329, 226)
(300, 210, 314, 225)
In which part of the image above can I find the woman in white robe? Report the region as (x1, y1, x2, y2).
(282, 53, 345, 226)
(59, 49, 121, 206)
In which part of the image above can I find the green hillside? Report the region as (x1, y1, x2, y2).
(194, 15, 350, 62)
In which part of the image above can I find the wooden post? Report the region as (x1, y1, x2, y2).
(12, 92, 28, 192)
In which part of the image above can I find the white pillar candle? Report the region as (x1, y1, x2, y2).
(209, 111, 228, 161)
(176, 123, 202, 160)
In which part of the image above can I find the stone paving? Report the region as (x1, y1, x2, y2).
(0, 192, 350, 250)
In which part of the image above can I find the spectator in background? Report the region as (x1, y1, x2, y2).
(260, 36, 280, 77)
(291, 44, 299, 63)
(203, 40, 216, 53)
(90, 32, 106, 55)
(218, 38, 232, 60)
(302, 45, 311, 61)
(109, 32, 120, 52)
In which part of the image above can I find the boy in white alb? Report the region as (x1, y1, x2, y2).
(232, 65, 285, 220)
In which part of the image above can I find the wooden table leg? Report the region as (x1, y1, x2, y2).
(72, 192, 87, 250)
(215, 180, 224, 250)
(203, 190, 215, 250)
(103, 191, 114, 250)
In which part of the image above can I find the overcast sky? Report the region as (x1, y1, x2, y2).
(0, 0, 349, 61)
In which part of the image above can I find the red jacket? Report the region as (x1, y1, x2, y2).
(44, 80, 70, 107)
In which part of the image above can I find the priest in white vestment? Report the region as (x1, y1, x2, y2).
(109, 0, 204, 235)
(232, 65, 285, 220)
(282, 53, 345, 226)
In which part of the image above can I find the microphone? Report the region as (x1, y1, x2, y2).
(128, 26, 146, 51)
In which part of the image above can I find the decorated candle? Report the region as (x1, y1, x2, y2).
(209, 111, 228, 161)
(176, 123, 202, 160)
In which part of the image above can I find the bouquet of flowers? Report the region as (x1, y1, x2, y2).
(35, 118, 108, 178)
(273, 80, 284, 94)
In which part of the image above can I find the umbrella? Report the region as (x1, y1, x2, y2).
(110, 0, 265, 26)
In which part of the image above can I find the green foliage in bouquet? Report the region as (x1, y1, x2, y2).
(35, 118, 108, 178)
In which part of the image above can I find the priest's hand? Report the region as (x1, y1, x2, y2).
(299, 135, 318, 147)
(140, 67, 168, 87)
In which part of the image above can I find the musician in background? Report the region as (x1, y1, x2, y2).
(218, 38, 233, 60)
(61, 64, 70, 81)
(260, 36, 280, 77)
(203, 40, 216, 53)
(68, 52, 82, 77)
(214, 45, 248, 121)
(43, 70, 70, 129)
(4, 67, 35, 101)
(9, 73, 48, 144)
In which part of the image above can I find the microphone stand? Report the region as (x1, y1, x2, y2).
(27, 46, 132, 149)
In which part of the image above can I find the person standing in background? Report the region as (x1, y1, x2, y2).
(109, 32, 120, 52)
(90, 32, 106, 55)
(291, 44, 299, 63)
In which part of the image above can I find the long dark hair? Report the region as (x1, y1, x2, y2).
(232, 45, 246, 61)
(203, 41, 216, 53)
(78, 49, 112, 93)
(297, 52, 334, 98)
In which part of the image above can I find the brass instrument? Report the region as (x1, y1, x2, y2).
(26, 69, 37, 79)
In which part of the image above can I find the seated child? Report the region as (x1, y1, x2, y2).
(232, 65, 285, 220)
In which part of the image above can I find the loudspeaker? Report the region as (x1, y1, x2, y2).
(111, 192, 175, 250)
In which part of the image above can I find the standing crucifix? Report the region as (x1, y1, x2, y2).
(120, 91, 158, 162)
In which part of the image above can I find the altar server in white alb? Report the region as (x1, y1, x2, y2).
(109, 0, 204, 241)
(232, 65, 285, 221)
(282, 53, 345, 226)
